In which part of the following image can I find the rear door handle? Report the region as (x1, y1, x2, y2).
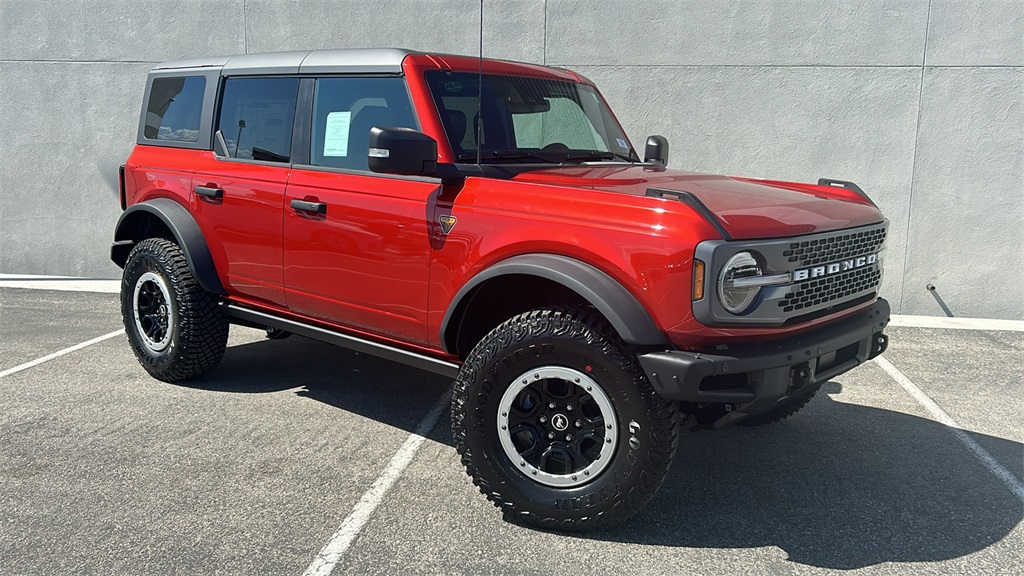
(195, 186, 224, 199)
(290, 199, 327, 215)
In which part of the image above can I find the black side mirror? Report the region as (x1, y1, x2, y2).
(368, 127, 438, 176)
(644, 135, 669, 166)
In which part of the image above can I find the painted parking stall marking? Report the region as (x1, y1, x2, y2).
(302, 388, 452, 576)
(0, 329, 125, 379)
(876, 355, 1024, 504)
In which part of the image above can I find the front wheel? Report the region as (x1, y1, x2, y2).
(121, 238, 228, 382)
(451, 308, 678, 530)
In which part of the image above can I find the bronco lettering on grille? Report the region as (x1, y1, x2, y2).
(793, 254, 878, 282)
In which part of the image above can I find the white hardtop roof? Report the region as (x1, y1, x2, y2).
(151, 48, 421, 75)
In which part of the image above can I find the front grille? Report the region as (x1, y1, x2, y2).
(780, 266, 882, 313)
(692, 221, 889, 326)
(784, 227, 887, 267)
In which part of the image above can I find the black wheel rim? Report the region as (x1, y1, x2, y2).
(497, 366, 618, 487)
(133, 271, 173, 353)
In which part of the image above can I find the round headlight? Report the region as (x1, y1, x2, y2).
(718, 251, 762, 314)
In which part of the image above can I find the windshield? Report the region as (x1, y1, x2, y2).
(424, 71, 638, 164)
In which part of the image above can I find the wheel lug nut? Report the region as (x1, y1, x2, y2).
(575, 420, 582, 428)
(565, 404, 573, 411)
(539, 416, 547, 423)
(565, 434, 572, 442)
(548, 402, 556, 409)
(548, 432, 555, 439)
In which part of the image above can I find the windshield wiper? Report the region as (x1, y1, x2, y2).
(458, 149, 636, 164)
(561, 150, 636, 163)
(457, 150, 561, 164)
(561, 150, 625, 162)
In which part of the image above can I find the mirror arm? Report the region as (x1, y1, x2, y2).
(432, 163, 468, 184)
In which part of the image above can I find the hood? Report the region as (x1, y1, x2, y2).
(512, 165, 884, 240)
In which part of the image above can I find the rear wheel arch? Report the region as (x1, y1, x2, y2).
(111, 198, 225, 295)
(441, 254, 668, 357)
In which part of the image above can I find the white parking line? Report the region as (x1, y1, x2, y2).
(0, 273, 120, 294)
(876, 355, 1024, 504)
(888, 315, 1024, 332)
(302, 388, 452, 576)
(0, 330, 125, 379)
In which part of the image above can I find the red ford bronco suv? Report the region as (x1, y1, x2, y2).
(113, 49, 890, 529)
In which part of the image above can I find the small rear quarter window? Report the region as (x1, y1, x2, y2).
(145, 76, 206, 142)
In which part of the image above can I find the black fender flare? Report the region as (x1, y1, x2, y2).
(110, 198, 225, 295)
(440, 254, 668, 351)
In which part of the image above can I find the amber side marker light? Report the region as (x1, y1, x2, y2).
(693, 260, 705, 300)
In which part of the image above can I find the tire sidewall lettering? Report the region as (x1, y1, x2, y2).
(457, 310, 670, 526)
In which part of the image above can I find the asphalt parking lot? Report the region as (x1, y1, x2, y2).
(1, 285, 1022, 575)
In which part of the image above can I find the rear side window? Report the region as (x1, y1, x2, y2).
(217, 77, 299, 163)
(145, 76, 205, 142)
(310, 77, 418, 171)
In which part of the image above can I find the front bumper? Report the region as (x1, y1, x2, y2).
(638, 298, 890, 406)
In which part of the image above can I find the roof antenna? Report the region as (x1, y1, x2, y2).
(476, 0, 484, 166)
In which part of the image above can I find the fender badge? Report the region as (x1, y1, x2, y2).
(439, 215, 457, 235)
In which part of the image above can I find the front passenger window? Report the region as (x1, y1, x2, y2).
(310, 77, 419, 171)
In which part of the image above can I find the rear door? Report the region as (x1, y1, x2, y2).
(191, 76, 300, 307)
(283, 76, 438, 345)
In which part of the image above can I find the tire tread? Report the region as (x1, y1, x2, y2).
(451, 306, 678, 530)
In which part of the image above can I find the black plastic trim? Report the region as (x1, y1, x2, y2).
(290, 78, 315, 166)
(440, 254, 668, 352)
(638, 298, 890, 403)
(224, 304, 460, 378)
(818, 178, 877, 208)
(194, 186, 224, 199)
(645, 188, 731, 240)
(110, 198, 225, 295)
(118, 165, 127, 210)
(290, 199, 327, 215)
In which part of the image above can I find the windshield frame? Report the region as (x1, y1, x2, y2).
(423, 70, 639, 166)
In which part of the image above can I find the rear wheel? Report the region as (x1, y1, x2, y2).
(452, 307, 678, 530)
(121, 238, 228, 382)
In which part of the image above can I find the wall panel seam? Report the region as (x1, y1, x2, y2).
(901, 0, 933, 314)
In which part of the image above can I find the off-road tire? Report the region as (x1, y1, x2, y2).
(738, 389, 818, 426)
(121, 238, 228, 382)
(451, 307, 678, 530)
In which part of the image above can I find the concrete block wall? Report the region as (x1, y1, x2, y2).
(1, 0, 1020, 319)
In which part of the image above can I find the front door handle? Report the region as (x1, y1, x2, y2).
(195, 186, 224, 199)
(290, 199, 327, 215)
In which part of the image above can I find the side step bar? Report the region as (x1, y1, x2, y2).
(223, 304, 461, 379)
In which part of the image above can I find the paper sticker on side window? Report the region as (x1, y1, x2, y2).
(324, 111, 352, 157)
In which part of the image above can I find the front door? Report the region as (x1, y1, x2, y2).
(283, 76, 436, 345)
